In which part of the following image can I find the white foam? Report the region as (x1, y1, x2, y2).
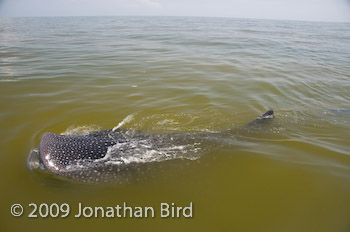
(112, 114, 135, 132)
(0, 79, 19, 82)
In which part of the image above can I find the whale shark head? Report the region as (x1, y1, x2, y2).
(39, 131, 117, 174)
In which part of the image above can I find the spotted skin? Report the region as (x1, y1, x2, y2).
(39, 130, 118, 173)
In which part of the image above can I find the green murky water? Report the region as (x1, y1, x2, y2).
(0, 16, 349, 231)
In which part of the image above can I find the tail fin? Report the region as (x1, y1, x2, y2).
(246, 110, 274, 126)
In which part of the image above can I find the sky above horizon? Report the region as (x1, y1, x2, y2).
(0, 0, 349, 22)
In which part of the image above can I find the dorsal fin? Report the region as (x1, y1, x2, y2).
(246, 110, 274, 126)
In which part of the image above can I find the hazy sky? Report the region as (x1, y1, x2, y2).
(0, 0, 349, 22)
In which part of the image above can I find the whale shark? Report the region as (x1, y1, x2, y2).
(28, 110, 274, 183)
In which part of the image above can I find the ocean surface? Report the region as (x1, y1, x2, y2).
(0, 16, 349, 231)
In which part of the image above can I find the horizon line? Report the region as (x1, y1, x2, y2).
(0, 14, 349, 24)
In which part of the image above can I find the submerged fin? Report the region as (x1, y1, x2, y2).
(246, 110, 274, 126)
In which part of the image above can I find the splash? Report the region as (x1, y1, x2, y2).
(65, 133, 205, 172)
(112, 114, 135, 132)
